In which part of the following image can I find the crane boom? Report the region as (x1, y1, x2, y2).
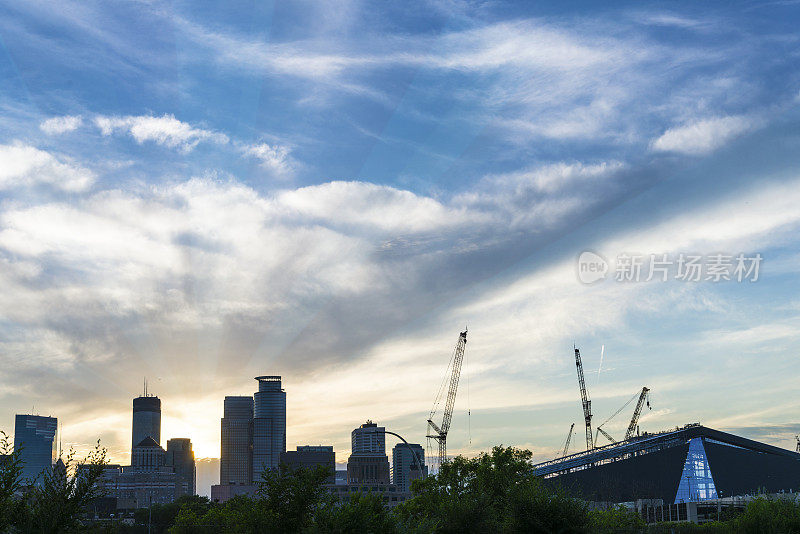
(427, 330, 468, 467)
(597, 427, 616, 444)
(625, 387, 650, 440)
(574, 347, 594, 450)
(561, 423, 575, 457)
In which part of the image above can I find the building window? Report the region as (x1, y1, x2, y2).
(675, 438, 718, 503)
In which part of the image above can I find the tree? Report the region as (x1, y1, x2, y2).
(0, 431, 24, 532)
(15, 440, 108, 533)
(255, 463, 333, 533)
(397, 446, 590, 534)
(312, 491, 402, 534)
(135, 495, 213, 534)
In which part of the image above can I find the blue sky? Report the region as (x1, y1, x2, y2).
(1, 0, 800, 491)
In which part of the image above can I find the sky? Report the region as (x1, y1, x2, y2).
(2, 0, 800, 494)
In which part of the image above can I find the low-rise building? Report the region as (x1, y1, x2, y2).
(281, 445, 335, 483)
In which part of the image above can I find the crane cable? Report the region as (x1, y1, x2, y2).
(595, 389, 641, 431)
(430, 341, 456, 420)
(466, 338, 471, 446)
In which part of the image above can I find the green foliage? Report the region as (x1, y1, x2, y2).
(0, 431, 24, 533)
(14, 440, 108, 534)
(729, 496, 800, 534)
(589, 505, 646, 534)
(167, 464, 334, 533)
(312, 491, 401, 534)
(397, 445, 591, 533)
(134, 495, 213, 533)
(256, 463, 332, 532)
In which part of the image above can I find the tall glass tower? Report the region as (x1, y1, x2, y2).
(14, 414, 57, 485)
(220, 396, 253, 485)
(252, 376, 286, 482)
(132, 395, 161, 451)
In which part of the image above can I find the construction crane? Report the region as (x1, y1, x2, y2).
(624, 387, 651, 440)
(427, 330, 468, 468)
(561, 423, 575, 457)
(597, 427, 616, 444)
(574, 347, 593, 450)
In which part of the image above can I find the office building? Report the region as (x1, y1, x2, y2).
(220, 396, 253, 485)
(252, 376, 286, 480)
(347, 421, 390, 485)
(132, 395, 161, 451)
(166, 438, 196, 496)
(280, 445, 335, 483)
(351, 420, 385, 453)
(131, 436, 165, 471)
(14, 414, 57, 485)
(392, 443, 427, 493)
(95, 465, 185, 508)
(95, 394, 191, 508)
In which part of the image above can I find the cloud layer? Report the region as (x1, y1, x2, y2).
(1, 1, 800, 477)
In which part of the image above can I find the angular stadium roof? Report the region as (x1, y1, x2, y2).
(534, 424, 800, 503)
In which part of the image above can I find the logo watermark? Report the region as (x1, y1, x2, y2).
(577, 252, 762, 284)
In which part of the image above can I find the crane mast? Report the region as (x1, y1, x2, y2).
(574, 347, 594, 450)
(561, 423, 575, 457)
(625, 387, 650, 440)
(427, 330, 468, 467)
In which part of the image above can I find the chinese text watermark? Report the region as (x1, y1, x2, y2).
(577, 251, 762, 284)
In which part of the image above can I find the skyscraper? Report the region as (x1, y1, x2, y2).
(132, 395, 161, 451)
(220, 396, 253, 485)
(252, 376, 286, 481)
(351, 420, 385, 454)
(166, 438, 196, 496)
(392, 443, 427, 493)
(14, 414, 57, 485)
(347, 421, 390, 485)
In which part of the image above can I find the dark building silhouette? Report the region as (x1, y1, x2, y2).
(132, 395, 161, 451)
(93, 393, 192, 508)
(280, 445, 335, 483)
(14, 414, 57, 485)
(347, 421, 390, 485)
(220, 396, 254, 485)
(166, 438, 196, 496)
(392, 443, 427, 493)
(535, 424, 800, 504)
(253, 376, 286, 481)
(131, 436, 165, 471)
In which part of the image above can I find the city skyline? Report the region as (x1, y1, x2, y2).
(2, 0, 800, 477)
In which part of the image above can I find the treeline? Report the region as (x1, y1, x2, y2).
(4, 431, 800, 533)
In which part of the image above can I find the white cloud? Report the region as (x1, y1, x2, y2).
(455, 161, 626, 231)
(242, 143, 294, 176)
(40, 115, 83, 135)
(94, 114, 229, 152)
(650, 115, 753, 155)
(0, 142, 95, 191)
(277, 181, 474, 234)
(481, 161, 624, 195)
